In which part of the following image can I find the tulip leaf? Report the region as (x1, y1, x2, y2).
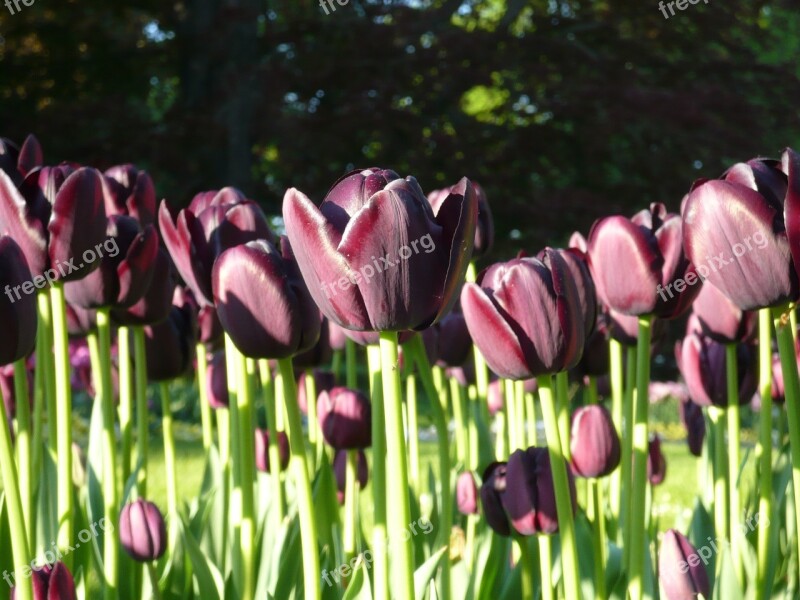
(688, 497, 716, 590)
(712, 545, 743, 600)
(341, 555, 373, 600)
(33, 444, 58, 560)
(313, 451, 342, 568)
(604, 541, 624, 596)
(473, 526, 511, 600)
(263, 512, 302, 599)
(86, 397, 106, 569)
(120, 456, 144, 505)
(0, 493, 10, 579)
(178, 514, 224, 600)
(414, 545, 448, 599)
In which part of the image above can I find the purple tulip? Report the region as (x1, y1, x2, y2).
(317, 387, 372, 450)
(658, 529, 712, 600)
(487, 378, 504, 415)
(333, 449, 369, 504)
(431, 311, 473, 368)
(103, 164, 156, 226)
(328, 320, 348, 351)
(589, 202, 699, 318)
(649, 381, 689, 404)
(570, 405, 621, 478)
(480, 461, 511, 536)
(568, 231, 588, 253)
(119, 499, 167, 562)
(283, 169, 477, 331)
(461, 249, 585, 379)
(0, 134, 42, 183)
(293, 317, 333, 369)
(254, 429, 290, 473)
(691, 281, 757, 343)
(142, 290, 196, 381)
(212, 238, 320, 359)
(548, 247, 597, 338)
(428, 180, 494, 258)
(159, 188, 273, 306)
(678, 399, 706, 457)
(0, 236, 38, 365)
(297, 369, 335, 414)
(65, 303, 97, 336)
(111, 246, 176, 326)
(10, 561, 76, 600)
(647, 434, 667, 485)
(206, 351, 228, 409)
(456, 471, 479, 515)
(574, 325, 610, 378)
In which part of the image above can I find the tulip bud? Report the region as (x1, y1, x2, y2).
(480, 461, 511, 536)
(317, 387, 372, 449)
(254, 429, 290, 473)
(142, 299, 196, 382)
(293, 317, 333, 369)
(103, 164, 156, 226)
(658, 529, 712, 600)
(11, 561, 77, 600)
(456, 471, 479, 515)
(333, 449, 369, 504)
(0, 236, 38, 365)
(570, 405, 621, 478)
(1, 134, 42, 184)
(428, 180, 494, 258)
(206, 351, 228, 409)
(678, 399, 706, 457)
(692, 281, 757, 344)
(112, 246, 176, 326)
(647, 434, 667, 485)
(432, 311, 473, 368)
(119, 499, 167, 562)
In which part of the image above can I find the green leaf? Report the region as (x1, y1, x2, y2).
(713, 545, 743, 600)
(342, 555, 374, 600)
(178, 515, 225, 600)
(414, 545, 448, 599)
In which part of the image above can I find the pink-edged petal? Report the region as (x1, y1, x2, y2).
(17, 134, 42, 178)
(783, 148, 800, 281)
(0, 169, 48, 276)
(117, 224, 159, 307)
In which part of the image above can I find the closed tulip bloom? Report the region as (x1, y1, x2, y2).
(119, 500, 167, 562)
(206, 351, 228, 409)
(461, 249, 585, 380)
(0, 134, 42, 183)
(570, 405, 621, 478)
(503, 447, 576, 535)
(433, 311, 473, 367)
(297, 369, 335, 414)
(456, 471, 479, 515)
(11, 561, 76, 600)
(428, 180, 493, 258)
(480, 461, 511, 536)
(333, 449, 369, 504)
(0, 236, 38, 365)
(677, 333, 757, 408)
(683, 153, 799, 310)
(328, 320, 348, 351)
(294, 317, 333, 369)
(548, 247, 597, 337)
(574, 325, 610, 378)
(678, 399, 706, 457)
(317, 387, 371, 449)
(213, 238, 320, 359)
(647, 434, 667, 485)
(65, 303, 97, 336)
(112, 246, 176, 326)
(589, 203, 699, 318)
(254, 429, 290, 473)
(659, 529, 711, 600)
(103, 164, 156, 225)
(692, 281, 756, 343)
(283, 169, 477, 332)
(142, 296, 196, 381)
(159, 187, 273, 305)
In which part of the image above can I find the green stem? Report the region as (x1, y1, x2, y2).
(589, 478, 606, 600)
(259, 360, 285, 522)
(196, 344, 213, 451)
(726, 343, 742, 585)
(118, 327, 133, 489)
(50, 282, 73, 567)
(450, 377, 468, 466)
(304, 370, 319, 472)
(331, 349, 342, 384)
(772, 306, 800, 584)
(468, 385, 480, 469)
(515, 380, 526, 453)
(366, 345, 389, 600)
(13, 359, 32, 550)
(709, 407, 729, 542)
(236, 351, 256, 600)
(146, 562, 163, 600)
(538, 535, 554, 600)
(505, 379, 517, 452)
(627, 315, 653, 600)
(620, 345, 637, 566)
(756, 308, 774, 600)
(158, 382, 178, 519)
(608, 339, 624, 530)
(345, 338, 357, 389)
(343, 449, 358, 560)
(516, 537, 534, 600)
(407, 372, 420, 496)
(538, 374, 580, 600)
(37, 292, 56, 456)
(556, 371, 571, 460)
(133, 326, 148, 497)
(223, 336, 242, 588)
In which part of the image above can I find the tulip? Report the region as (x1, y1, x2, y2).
(297, 369, 335, 414)
(317, 387, 372, 449)
(658, 529, 711, 600)
(431, 311, 473, 368)
(328, 320, 348, 351)
(487, 378, 504, 415)
(456, 471, 479, 515)
(574, 326, 610, 378)
(568, 231, 588, 253)
(678, 398, 706, 457)
(480, 461, 511, 536)
(0, 135, 42, 183)
(66, 303, 97, 336)
(676, 333, 757, 408)
(570, 405, 621, 478)
(0, 236, 38, 364)
(142, 296, 196, 381)
(283, 169, 478, 331)
(119, 499, 167, 562)
(334, 448, 369, 504)
(103, 164, 156, 225)
(549, 247, 597, 337)
(588, 202, 699, 318)
(159, 187, 273, 305)
(212, 238, 320, 359)
(647, 434, 667, 485)
(111, 246, 175, 326)
(503, 446, 576, 535)
(692, 280, 757, 343)
(461, 249, 585, 380)
(206, 351, 229, 409)
(254, 429, 290, 473)
(10, 561, 76, 600)
(428, 180, 494, 258)
(294, 317, 333, 369)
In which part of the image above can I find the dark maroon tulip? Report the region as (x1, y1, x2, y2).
(480, 461, 511, 536)
(428, 180, 493, 258)
(570, 405, 621, 478)
(294, 317, 333, 369)
(11, 561, 77, 600)
(198, 304, 224, 347)
(142, 298, 196, 381)
(692, 280, 757, 344)
(0, 236, 38, 365)
(283, 169, 478, 332)
(0, 134, 42, 183)
(65, 303, 97, 336)
(574, 325, 609, 378)
(659, 529, 712, 600)
(678, 399, 706, 457)
(607, 307, 639, 346)
(103, 164, 156, 226)
(318, 387, 371, 450)
(333, 449, 369, 504)
(328, 320, 348, 351)
(111, 246, 176, 326)
(432, 311, 473, 368)
(64, 215, 158, 309)
(213, 238, 320, 359)
(297, 369, 335, 414)
(254, 429, 290, 473)
(456, 471, 479, 515)
(487, 378, 504, 415)
(547, 247, 597, 338)
(119, 499, 167, 562)
(683, 154, 799, 311)
(589, 202, 699, 318)
(206, 351, 228, 409)
(676, 333, 757, 408)
(647, 434, 667, 485)
(344, 329, 416, 347)
(461, 249, 585, 380)
(159, 187, 273, 306)
(503, 447, 577, 535)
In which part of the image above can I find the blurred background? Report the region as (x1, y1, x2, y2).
(1, 0, 800, 257)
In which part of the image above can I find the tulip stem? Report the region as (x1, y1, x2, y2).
(119, 327, 133, 488)
(223, 336, 243, 588)
(515, 536, 535, 600)
(538, 373, 580, 600)
(343, 448, 358, 560)
(259, 360, 285, 522)
(50, 281, 74, 568)
(725, 343, 743, 585)
(366, 345, 389, 600)
(13, 359, 32, 550)
(608, 339, 624, 534)
(708, 406, 729, 545)
(158, 382, 178, 519)
(756, 308, 774, 600)
(345, 338, 358, 389)
(37, 292, 56, 456)
(304, 370, 319, 471)
(95, 309, 120, 599)
(528, 388, 554, 600)
(620, 345, 637, 567)
(627, 315, 653, 600)
(407, 372, 421, 496)
(277, 357, 321, 600)
(556, 371, 571, 460)
(588, 477, 606, 600)
(772, 306, 800, 585)
(196, 343, 213, 452)
(515, 381, 526, 455)
(505, 379, 517, 452)
(133, 326, 148, 497)
(31, 304, 45, 500)
(451, 377, 469, 466)
(146, 562, 163, 600)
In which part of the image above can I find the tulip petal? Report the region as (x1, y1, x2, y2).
(783, 148, 800, 281)
(0, 170, 49, 277)
(0, 237, 38, 364)
(117, 224, 159, 307)
(17, 134, 42, 178)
